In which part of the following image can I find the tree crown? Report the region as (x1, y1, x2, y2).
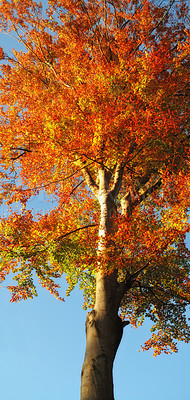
(0, 0, 190, 355)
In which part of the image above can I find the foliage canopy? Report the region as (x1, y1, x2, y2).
(0, 0, 190, 356)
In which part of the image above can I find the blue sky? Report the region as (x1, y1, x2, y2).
(0, 277, 189, 400)
(0, 2, 190, 399)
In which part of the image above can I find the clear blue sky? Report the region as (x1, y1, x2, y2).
(0, 2, 189, 399)
(0, 275, 190, 400)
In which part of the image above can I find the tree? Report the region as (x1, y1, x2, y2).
(0, 0, 190, 399)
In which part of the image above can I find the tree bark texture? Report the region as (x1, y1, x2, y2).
(81, 167, 126, 400)
(80, 273, 124, 400)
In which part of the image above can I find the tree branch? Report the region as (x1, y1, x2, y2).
(135, 177, 162, 206)
(131, 0, 175, 55)
(10, 147, 32, 160)
(121, 189, 132, 216)
(110, 162, 124, 199)
(149, 284, 190, 305)
(109, 140, 136, 200)
(75, 159, 98, 196)
(121, 176, 162, 217)
(130, 262, 150, 281)
(69, 180, 84, 196)
(115, 263, 150, 307)
(56, 224, 98, 241)
(80, 153, 112, 171)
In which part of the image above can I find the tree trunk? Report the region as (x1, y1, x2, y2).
(80, 272, 124, 400)
(81, 168, 124, 400)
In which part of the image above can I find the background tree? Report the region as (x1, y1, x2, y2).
(0, 0, 190, 399)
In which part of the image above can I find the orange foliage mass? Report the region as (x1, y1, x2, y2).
(0, 0, 189, 355)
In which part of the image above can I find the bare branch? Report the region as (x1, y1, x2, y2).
(56, 224, 98, 241)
